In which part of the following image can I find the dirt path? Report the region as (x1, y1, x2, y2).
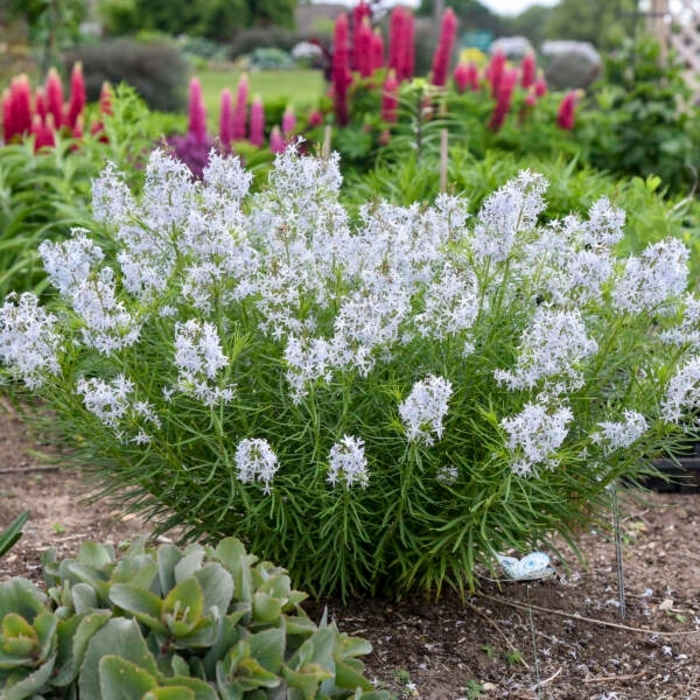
(1, 399, 700, 699)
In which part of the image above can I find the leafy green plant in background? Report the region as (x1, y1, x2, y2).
(4, 145, 700, 600)
(578, 34, 700, 195)
(0, 510, 29, 559)
(0, 536, 383, 698)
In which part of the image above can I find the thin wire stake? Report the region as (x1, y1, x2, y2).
(527, 586, 542, 699)
(610, 480, 626, 618)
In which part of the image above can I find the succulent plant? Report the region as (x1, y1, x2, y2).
(0, 511, 29, 560)
(0, 537, 384, 699)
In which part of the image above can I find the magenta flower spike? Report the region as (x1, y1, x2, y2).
(431, 7, 458, 87)
(232, 74, 249, 141)
(10, 75, 33, 139)
(269, 125, 285, 153)
(249, 95, 265, 147)
(45, 68, 64, 129)
(381, 69, 399, 124)
(188, 77, 208, 144)
(34, 87, 47, 121)
(520, 52, 537, 89)
(219, 88, 234, 146)
(452, 61, 471, 95)
(351, 1, 372, 71)
(332, 13, 352, 126)
(371, 28, 385, 72)
(67, 62, 86, 130)
(533, 77, 547, 98)
(388, 7, 415, 82)
(355, 17, 374, 78)
(557, 90, 578, 130)
(486, 50, 506, 98)
(282, 105, 296, 136)
(488, 67, 518, 131)
(307, 108, 324, 128)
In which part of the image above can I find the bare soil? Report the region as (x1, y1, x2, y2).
(1, 399, 700, 700)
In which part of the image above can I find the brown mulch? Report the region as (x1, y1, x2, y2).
(1, 399, 700, 700)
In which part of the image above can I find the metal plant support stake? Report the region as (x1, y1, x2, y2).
(610, 481, 626, 618)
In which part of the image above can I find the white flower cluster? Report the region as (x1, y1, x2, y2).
(76, 374, 161, 444)
(173, 319, 235, 407)
(613, 238, 688, 315)
(235, 437, 279, 493)
(5, 144, 700, 493)
(327, 435, 369, 488)
(592, 410, 648, 454)
(399, 374, 453, 445)
(472, 170, 548, 263)
(39, 234, 141, 354)
(494, 307, 598, 393)
(501, 398, 573, 477)
(660, 356, 700, 424)
(0, 293, 62, 389)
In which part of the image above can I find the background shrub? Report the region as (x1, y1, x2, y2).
(63, 40, 189, 112)
(227, 28, 323, 61)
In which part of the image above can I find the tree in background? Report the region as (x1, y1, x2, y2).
(1, 0, 88, 77)
(545, 0, 638, 49)
(417, 0, 506, 36)
(503, 4, 552, 49)
(99, 0, 294, 40)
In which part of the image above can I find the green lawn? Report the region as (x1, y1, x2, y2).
(196, 67, 326, 122)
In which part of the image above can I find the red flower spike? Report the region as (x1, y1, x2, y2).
(45, 68, 64, 129)
(351, 1, 372, 71)
(453, 62, 472, 94)
(187, 77, 207, 144)
(34, 87, 47, 121)
(521, 52, 536, 89)
(533, 77, 547, 98)
(232, 74, 249, 142)
(371, 28, 385, 72)
(332, 13, 352, 127)
(401, 9, 415, 81)
(67, 62, 86, 130)
(381, 69, 399, 124)
(219, 88, 234, 146)
(431, 7, 458, 87)
(249, 95, 265, 147)
(485, 50, 506, 98)
(10, 75, 33, 139)
(488, 67, 518, 131)
(355, 17, 374, 78)
(307, 108, 324, 128)
(32, 113, 56, 152)
(557, 90, 578, 130)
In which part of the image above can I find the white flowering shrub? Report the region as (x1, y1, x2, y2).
(2, 144, 699, 597)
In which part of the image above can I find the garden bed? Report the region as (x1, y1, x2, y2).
(1, 401, 700, 700)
